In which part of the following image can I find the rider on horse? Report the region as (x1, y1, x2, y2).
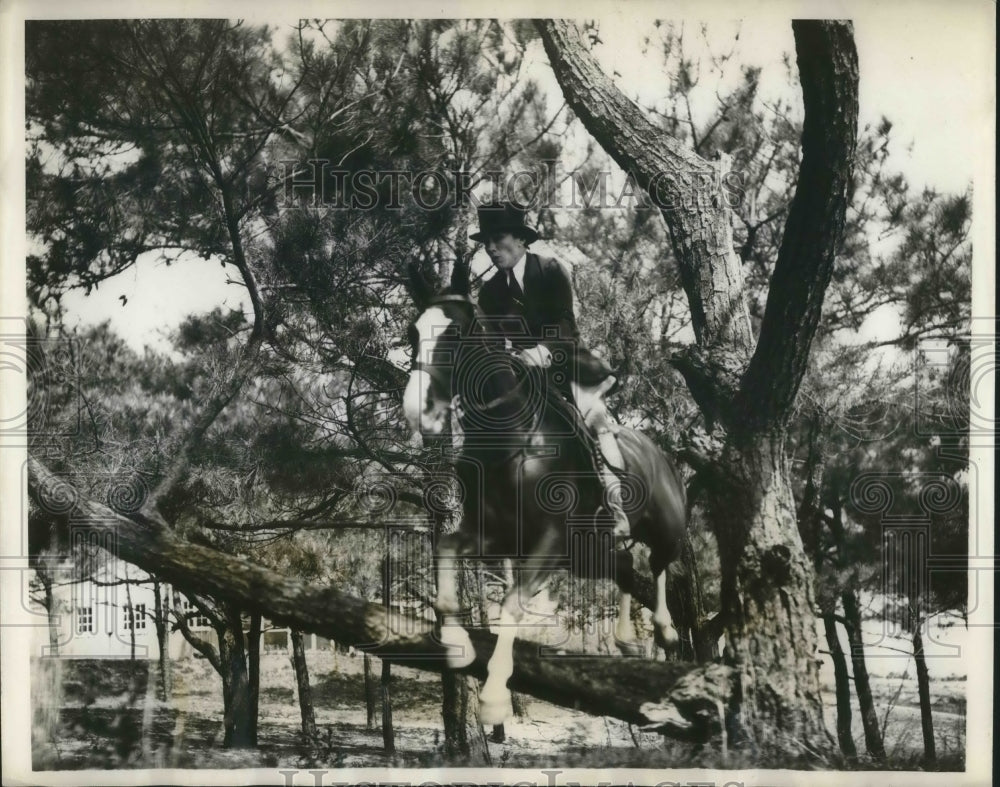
(404, 208, 688, 718)
(471, 200, 630, 539)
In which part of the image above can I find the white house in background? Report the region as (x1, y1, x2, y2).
(32, 550, 332, 660)
(32, 551, 968, 683)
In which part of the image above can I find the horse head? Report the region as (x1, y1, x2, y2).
(403, 292, 535, 443)
(402, 295, 465, 438)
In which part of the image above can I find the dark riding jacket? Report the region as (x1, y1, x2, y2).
(478, 252, 614, 391)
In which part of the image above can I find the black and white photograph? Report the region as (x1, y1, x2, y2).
(0, 1, 994, 785)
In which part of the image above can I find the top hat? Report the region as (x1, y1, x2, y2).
(469, 201, 540, 244)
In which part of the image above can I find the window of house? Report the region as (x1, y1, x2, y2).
(123, 603, 146, 631)
(76, 606, 94, 634)
(182, 599, 212, 629)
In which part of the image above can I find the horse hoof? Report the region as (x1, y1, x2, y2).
(615, 637, 645, 657)
(478, 696, 513, 726)
(440, 624, 475, 669)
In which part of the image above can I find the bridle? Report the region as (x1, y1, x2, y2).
(409, 294, 540, 431)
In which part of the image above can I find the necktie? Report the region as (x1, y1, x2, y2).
(506, 270, 523, 302)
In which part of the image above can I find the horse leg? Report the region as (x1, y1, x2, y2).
(478, 540, 556, 725)
(478, 594, 520, 725)
(651, 565, 678, 657)
(612, 547, 644, 656)
(435, 538, 475, 669)
(614, 591, 644, 656)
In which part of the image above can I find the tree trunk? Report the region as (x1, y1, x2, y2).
(842, 590, 886, 761)
(666, 535, 717, 662)
(380, 659, 394, 754)
(222, 607, 254, 749)
(219, 626, 234, 748)
(912, 620, 936, 768)
(440, 564, 491, 764)
(536, 18, 859, 756)
(430, 479, 491, 764)
(536, 21, 754, 352)
(40, 568, 59, 656)
(125, 573, 136, 661)
(363, 653, 378, 730)
(442, 670, 492, 763)
(153, 581, 171, 701)
(247, 612, 262, 746)
(511, 691, 526, 718)
(441, 671, 463, 753)
(712, 438, 830, 751)
(822, 614, 856, 760)
(290, 630, 317, 742)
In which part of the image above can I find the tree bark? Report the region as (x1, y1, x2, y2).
(222, 605, 254, 749)
(218, 622, 234, 747)
(442, 670, 491, 763)
(380, 659, 394, 754)
(38, 567, 60, 656)
(912, 619, 937, 768)
(171, 591, 261, 750)
(842, 590, 886, 761)
(822, 613, 856, 760)
(173, 596, 223, 671)
(734, 22, 860, 429)
(712, 438, 831, 748)
(28, 455, 733, 741)
(290, 630, 317, 741)
(363, 653, 378, 730)
(511, 691, 526, 718)
(124, 572, 136, 661)
(153, 580, 172, 700)
(665, 535, 717, 662)
(536, 19, 859, 753)
(247, 612, 262, 746)
(440, 564, 491, 764)
(536, 21, 754, 352)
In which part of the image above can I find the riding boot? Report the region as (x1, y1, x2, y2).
(597, 428, 630, 538)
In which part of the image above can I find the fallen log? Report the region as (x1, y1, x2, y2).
(27, 455, 732, 740)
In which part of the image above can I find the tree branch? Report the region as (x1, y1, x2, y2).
(735, 21, 859, 430)
(140, 333, 263, 522)
(535, 19, 753, 353)
(171, 601, 223, 673)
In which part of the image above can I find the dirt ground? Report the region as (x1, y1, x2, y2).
(30, 648, 966, 771)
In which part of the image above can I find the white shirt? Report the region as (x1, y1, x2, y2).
(492, 251, 551, 367)
(495, 252, 527, 290)
(510, 253, 527, 290)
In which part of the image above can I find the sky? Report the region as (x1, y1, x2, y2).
(39, 6, 994, 353)
(593, 8, 992, 195)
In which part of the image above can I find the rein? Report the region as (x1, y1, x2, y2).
(463, 358, 536, 413)
(414, 293, 538, 421)
(412, 294, 556, 456)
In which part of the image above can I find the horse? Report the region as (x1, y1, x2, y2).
(402, 293, 687, 724)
